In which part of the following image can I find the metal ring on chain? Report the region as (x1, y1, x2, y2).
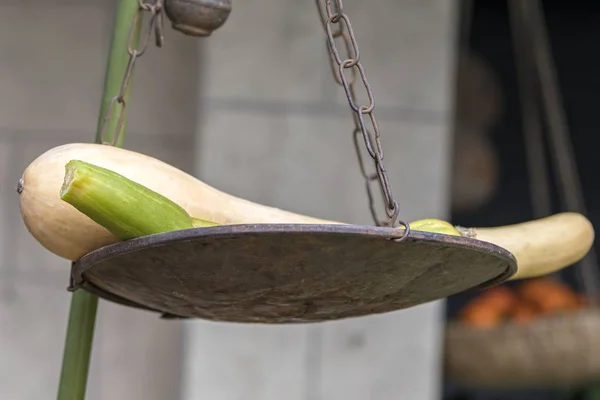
(139, 0, 162, 13)
(329, 32, 357, 85)
(325, 15, 359, 66)
(325, 0, 344, 22)
(356, 113, 382, 161)
(392, 219, 411, 243)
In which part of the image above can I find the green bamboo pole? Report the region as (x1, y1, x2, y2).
(56, 291, 98, 400)
(95, 0, 142, 147)
(57, 1, 142, 399)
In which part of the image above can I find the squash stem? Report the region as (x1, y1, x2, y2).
(192, 217, 220, 228)
(57, 1, 142, 399)
(60, 160, 196, 240)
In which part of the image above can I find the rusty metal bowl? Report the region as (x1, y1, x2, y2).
(70, 223, 516, 323)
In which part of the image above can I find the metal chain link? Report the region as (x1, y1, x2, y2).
(315, 0, 409, 238)
(98, 0, 165, 146)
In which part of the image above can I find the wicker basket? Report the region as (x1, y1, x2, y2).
(444, 307, 600, 388)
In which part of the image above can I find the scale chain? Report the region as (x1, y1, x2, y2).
(315, 0, 409, 236)
(98, 0, 165, 146)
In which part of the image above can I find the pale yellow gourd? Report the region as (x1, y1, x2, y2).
(18, 143, 595, 281)
(456, 213, 594, 280)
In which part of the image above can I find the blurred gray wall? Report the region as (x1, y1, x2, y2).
(0, 1, 458, 400)
(183, 1, 459, 400)
(0, 3, 198, 399)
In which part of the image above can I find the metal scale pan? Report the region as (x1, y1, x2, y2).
(70, 224, 516, 323)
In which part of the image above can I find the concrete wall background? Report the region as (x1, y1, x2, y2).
(184, 1, 459, 400)
(0, 3, 198, 399)
(0, 1, 459, 399)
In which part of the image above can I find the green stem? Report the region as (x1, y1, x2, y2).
(57, 1, 142, 399)
(192, 217, 220, 228)
(60, 160, 196, 239)
(94, 0, 142, 147)
(56, 291, 98, 400)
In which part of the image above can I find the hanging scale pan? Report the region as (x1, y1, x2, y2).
(16, 0, 596, 323)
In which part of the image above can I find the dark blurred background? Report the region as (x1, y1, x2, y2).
(445, 1, 600, 399)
